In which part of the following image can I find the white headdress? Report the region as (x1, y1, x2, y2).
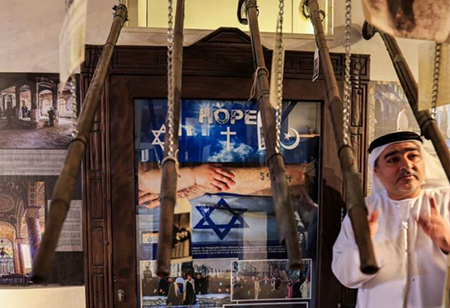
(368, 131, 449, 194)
(175, 277, 186, 292)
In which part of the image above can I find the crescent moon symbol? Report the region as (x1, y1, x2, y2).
(281, 127, 300, 150)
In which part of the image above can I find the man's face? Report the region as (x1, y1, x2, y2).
(374, 141, 425, 200)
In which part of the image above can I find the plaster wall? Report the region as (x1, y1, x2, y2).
(0, 0, 425, 81)
(0, 286, 86, 308)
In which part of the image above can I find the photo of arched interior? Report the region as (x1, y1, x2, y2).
(0, 181, 45, 284)
(0, 75, 77, 149)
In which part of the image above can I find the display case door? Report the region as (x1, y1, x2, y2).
(81, 28, 371, 308)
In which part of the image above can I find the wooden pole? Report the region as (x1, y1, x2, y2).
(239, 0, 302, 270)
(362, 21, 450, 183)
(31, 4, 128, 283)
(307, 0, 379, 274)
(156, 0, 185, 277)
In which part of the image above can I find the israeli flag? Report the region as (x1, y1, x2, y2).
(191, 193, 280, 244)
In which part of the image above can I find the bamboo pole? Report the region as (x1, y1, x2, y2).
(362, 21, 450, 183)
(307, 0, 378, 274)
(156, 0, 185, 277)
(238, 0, 302, 270)
(31, 4, 128, 283)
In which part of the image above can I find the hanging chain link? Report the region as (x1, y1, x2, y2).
(431, 42, 442, 119)
(166, 0, 175, 157)
(342, 0, 352, 145)
(70, 76, 79, 138)
(275, 0, 284, 154)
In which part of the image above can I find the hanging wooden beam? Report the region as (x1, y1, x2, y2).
(362, 21, 450, 183)
(238, 0, 302, 270)
(306, 0, 379, 274)
(31, 4, 128, 282)
(156, 0, 185, 277)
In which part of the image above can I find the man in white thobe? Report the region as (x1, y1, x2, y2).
(332, 131, 450, 308)
(397, 104, 410, 131)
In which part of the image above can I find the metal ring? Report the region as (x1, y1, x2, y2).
(237, 0, 248, 25)
(301, 0, 310, 19)
(161, 156, 179, 167)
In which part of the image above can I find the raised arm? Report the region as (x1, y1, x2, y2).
(332, 213, 378, 288)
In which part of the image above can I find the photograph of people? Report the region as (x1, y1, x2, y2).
(231, 259, 312, 301)
(166, 277, 196, 306)
(140, 261, 195, 307)
(0, 75, 76, 149)
(190, 259, 233, 306)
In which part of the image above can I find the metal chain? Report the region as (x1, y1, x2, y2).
(166, 0, 175, 157)
(431, 42, 442, 119)
(70, 75, 79, 138)
(275, 0, 284, 153)
(343, 0, 352, 145)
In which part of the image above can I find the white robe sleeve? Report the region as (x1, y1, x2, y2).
(332, 215, 377, 288)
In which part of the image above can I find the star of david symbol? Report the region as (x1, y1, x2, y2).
(194, 198, 249, 240)
(151, 124, 166, 150)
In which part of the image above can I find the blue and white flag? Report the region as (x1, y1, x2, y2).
(191, 193, 285, 258)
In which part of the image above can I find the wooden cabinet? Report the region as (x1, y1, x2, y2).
(81, 28, 370, 308)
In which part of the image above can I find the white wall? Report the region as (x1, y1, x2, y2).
(0, 286, 85, 308)
(0, 0, 424, 81)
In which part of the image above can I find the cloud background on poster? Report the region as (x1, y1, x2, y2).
(137, 99, 320, 164)
(208, 141, 254, 162)
(180, 123, 199, 137)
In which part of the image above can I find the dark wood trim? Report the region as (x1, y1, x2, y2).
(109, 76, 137, 307)
(82, 74, 112, 308)
(81, 28, 370, 308)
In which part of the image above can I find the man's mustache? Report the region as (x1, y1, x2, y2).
(396, 169, 418, 182)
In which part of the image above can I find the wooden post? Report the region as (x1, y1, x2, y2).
(238, 0, 302, 270)
(156, 0, 185, 277)
(307, 0, 379, 274)
(31, 4, 128, 283)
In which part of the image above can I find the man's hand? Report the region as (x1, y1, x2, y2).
(192, 164, 235, 192)
(285, 165, 306, 184)
(138, 190, 160, 208)
(369, 209, 380, 238)
(417, 197, 450, 252)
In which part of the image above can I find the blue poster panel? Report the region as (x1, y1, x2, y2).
(136, 99, 320, 308)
